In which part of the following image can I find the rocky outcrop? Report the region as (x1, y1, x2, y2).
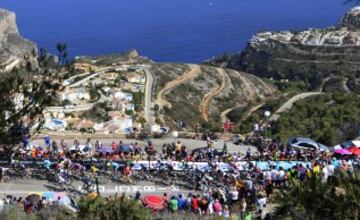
(206, 7, 360, 90)
(0, 9, 36, 72)
(341, 7, 360, 28)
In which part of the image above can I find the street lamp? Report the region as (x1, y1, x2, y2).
(264, 111, 271, 139)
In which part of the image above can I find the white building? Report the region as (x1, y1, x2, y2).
(111, 91, 133, 101)
(59, 88, 90, 102)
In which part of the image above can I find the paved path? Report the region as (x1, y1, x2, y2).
(144, 67, 155, 126)
(31, 137, 256, 154)
(270, 92, 324, 121)
(68, 67, 113, 88)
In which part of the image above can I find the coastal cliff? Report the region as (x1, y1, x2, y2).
(206, 7, 360, 91)
(0, 9, 36, 72)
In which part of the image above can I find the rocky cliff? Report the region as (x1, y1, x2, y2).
(342, 7, 360, 28)
(0, 9, 36, 72)
(206, 7, 360, 91)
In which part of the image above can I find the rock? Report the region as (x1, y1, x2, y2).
(341, 6, 360, 28)
(127, 49, 139, 58)
(0, 8, 37, 72)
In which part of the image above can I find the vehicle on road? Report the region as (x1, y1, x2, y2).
(287, 137, 329, 152)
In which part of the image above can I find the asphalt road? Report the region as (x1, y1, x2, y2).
(270, 92, 324, 121)
(143, 67, 156, 126)
(31, 137, 256, 154)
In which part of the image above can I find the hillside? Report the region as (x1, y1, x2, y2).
(206, 7, 360, 92)
(150, 63, 275, 130)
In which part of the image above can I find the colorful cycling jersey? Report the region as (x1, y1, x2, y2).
(72, 163, 82, 171)
(43, 160, 51, 169)
(90, 166, 99, 173)
(111, 162, 120, 170)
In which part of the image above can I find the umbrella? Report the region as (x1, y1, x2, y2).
(142, 195, 164, 210)
(334, 148, 352, 155)
(42, 192, 55, 200)
(26, 194, 41, 205)
(348, 147, 360, 156)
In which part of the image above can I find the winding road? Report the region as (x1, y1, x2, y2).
(269, 92, 324, 121)
(156, 64, 201, 109)
(199, 68, 228, 121)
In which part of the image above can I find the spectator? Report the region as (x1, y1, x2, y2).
(213, 199, 222, 216)
(168, 196, 178, 213)
(177, 194, 186, 211)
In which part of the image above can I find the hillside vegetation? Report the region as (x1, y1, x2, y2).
(272, 93, 360, 146)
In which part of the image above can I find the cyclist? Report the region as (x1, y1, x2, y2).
(70, 162, 84, 175)
(123, 163, 132, 176)
(43, 159, 51, 171)
(122, 163, 132, 182)
(111, 161, 121, 173)
(90, 165, 100, 174)
(57, 170, 67, 188)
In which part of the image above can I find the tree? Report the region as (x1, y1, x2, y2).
(0, 44, 67, 156)
(77, 194, 150, 220)
(273, 171, 360, 219)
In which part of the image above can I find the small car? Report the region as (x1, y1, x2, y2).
(287, 137, 329, 151)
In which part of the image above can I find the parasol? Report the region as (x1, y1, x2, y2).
(142, 195, 165, 210)
(348, 147, 360, 156)
(334, 148, 352, 155)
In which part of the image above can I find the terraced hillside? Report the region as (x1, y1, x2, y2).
(150, 63, 275, 130)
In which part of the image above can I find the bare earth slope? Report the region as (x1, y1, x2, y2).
(150, 63, 275, 129)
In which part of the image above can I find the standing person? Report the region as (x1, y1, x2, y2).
(44, 135, 51, 151)
(162, 193, 169, 210)
(51, 141, 58, 157)
(327, 161, 335, 183)
(95, 139, 102, 149)
(222, 205, 230, 218)
(169, 196, 178, 213)
(74, 137, 80, 151)
(177, 194, 186, 212)
(240, 198, 247, 219)
(111, 142, 117, 153)
(213, 199, 222, 216)
(199, 195, 209, 215)
(191, 195, 199, 213)
(229, 187, 239, 205)
(321, 163, 328, 184)
(84, 138, 92, 154)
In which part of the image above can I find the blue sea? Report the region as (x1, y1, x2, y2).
(1, 0, 354, 63)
